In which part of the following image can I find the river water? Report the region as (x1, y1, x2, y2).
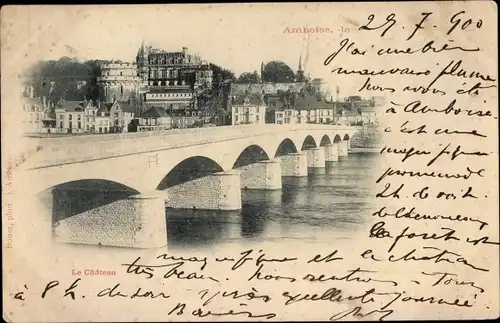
(166, 152, 378, 252)
(31, 152, 378, 255)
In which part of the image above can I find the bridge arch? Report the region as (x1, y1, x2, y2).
(343, 134, 350, 141)
(301, 135, 317, 151)
(274, 138, 298, 158)
(156, 156, 224, 189)
(333, 134, 342, 143)
(49, 179, 141, 223)
(232, 144, 270, 168)
(319, 134, 331, 147)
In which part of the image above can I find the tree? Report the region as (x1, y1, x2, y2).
(236, 70, 260, 84)
(215, 108, 229, 126)
(209, 63, 236, 86)
(261, 61, 295, 83)
(23, 58, 119, 103)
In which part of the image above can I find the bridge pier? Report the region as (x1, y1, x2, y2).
(325, 143, 339, 162)
(240, 159, 282, 190)
(278, 152, 308, 177)
(166, 170, 242, 210)
(52, 190, 168, 249)
(307, 147, 326, 168)
(338, 141, 349, 157)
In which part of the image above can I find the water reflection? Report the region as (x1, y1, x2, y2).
(166, 208, 240, 249)
(45, 153, 377, 250)
(166, 152, 377, 250)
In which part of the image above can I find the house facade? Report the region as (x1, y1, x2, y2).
(231, 94, 266, 125)
(137, 106, 172, 131)
(55, 99, 86, 134)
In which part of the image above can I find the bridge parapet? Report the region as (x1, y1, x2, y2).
(27, 124, 360, 169)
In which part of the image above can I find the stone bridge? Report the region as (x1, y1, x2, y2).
(26, 124, 360, 249)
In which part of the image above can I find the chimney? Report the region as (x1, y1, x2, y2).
(42, 96, 47, 107)
(182, 47, 188, 55)
(97, 100, 101, 110)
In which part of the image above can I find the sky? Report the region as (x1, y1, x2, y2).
(9, 4, 363, 96)
(4, 3, 497, 99)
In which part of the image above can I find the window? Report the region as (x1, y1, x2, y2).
(256, 115, 260, 122)
(59, 122, 63, 128)
(68, 114, 72, 120)
(235, 115, 239, 122)
(78, 122, 81, 129)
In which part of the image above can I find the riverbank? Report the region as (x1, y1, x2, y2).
(349, 147, 380, 153)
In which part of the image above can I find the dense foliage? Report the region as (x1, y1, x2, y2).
(261, 61, 295, 83)
(235, 71, 261, 84)
(24, 57, 112, 102)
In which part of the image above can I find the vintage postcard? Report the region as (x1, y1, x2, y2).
(1, 2, 498, 321)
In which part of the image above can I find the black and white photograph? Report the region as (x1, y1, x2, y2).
(2, 3, 498, 322)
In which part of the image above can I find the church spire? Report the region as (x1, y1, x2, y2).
(296, 55, 305, 82)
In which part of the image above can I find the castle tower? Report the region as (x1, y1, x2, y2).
(97, 62, 142, 104)
(260, 62, 265, 80)
(136, 41, 149, 83)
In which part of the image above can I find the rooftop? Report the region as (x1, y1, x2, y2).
(294, 94, 332, 110)
(232, 94, 264, 106)
(139, 106, 169, 118)
(231, 82, 306, 95)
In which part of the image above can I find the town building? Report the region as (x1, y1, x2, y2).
(273, 92, 335, 125)
(231, 94, 266, 125)
(54, 99, 86, 134)
(335, 103, 362, 125)
(95, 101, 111, 134)
(231, 82, 306, 96)
(170, 109, 202, 129)
(335, 96, 383, 125)
(137, 106, 172, 132)
(21, 85, 52, 133)
(84, 102, 98, 133)
(104, 99, 136, 133)
(360, 106, 378, 125)
(53, 98, 135, 134)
